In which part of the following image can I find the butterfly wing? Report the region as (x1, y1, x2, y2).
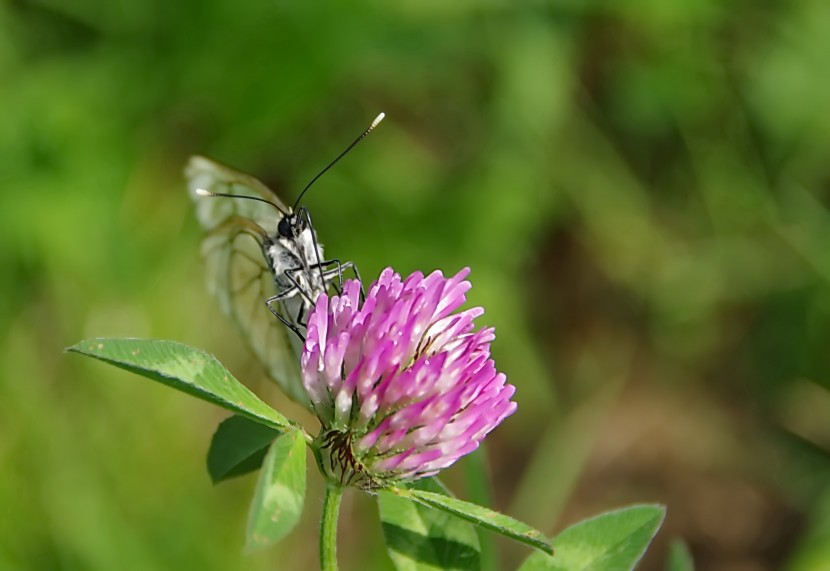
(185, 156, 308, 406)
(186, 155, 290, 235)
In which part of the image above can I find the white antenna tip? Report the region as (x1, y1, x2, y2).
(371, 112, 385, 129)
(195, 188, 211, 196)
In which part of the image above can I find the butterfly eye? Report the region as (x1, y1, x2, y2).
(278, 216, 294, 238)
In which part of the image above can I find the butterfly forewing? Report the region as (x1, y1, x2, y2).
(187, 156, 308, 405)
(187, 155, 287, 235)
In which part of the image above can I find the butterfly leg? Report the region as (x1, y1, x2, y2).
(327, 260, 364, 301)
(319, 259, 347, 294)
(265, 268, 315, 338)
(315, 259, 363, 300)
(348, 262, 365, 301)
(341, 261, 365, 301)
(280, 267, 315, 305)
(265, 295, 306, 342)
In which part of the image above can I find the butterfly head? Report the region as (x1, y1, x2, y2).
(277, 210, 309, 239)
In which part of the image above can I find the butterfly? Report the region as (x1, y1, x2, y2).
(185, 113, 384, 405)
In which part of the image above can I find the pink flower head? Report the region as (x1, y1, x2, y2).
(302, 267, 517, 489)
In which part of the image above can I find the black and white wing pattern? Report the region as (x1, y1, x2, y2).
(185, 156, 307, 406)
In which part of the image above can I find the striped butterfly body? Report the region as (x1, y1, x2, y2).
(186, 114, 383, 405)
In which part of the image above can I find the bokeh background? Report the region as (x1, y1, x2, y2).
(2, 1, 830, 569)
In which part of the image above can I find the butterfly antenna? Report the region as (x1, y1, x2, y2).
(292, 112, 385, 210)
(195, 188, 289, 216)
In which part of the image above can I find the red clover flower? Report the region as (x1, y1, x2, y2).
(302, 267, 517, 489)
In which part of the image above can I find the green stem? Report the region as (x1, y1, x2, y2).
(320, 483, 343, 571)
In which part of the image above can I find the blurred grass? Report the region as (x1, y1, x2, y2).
(1, 0, 830, 569)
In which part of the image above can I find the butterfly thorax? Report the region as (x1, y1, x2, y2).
(265, 225, 326, 306)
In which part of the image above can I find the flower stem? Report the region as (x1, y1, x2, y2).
(320, 483, 343, 571)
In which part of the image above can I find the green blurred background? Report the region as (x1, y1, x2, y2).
(2, 1, 830, 569)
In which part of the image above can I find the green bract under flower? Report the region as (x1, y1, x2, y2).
(302, 267, 517, 489)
